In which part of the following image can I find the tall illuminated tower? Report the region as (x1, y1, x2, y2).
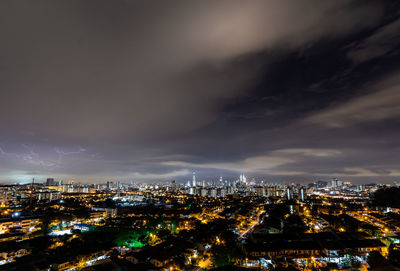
(192, 172, 196, 187)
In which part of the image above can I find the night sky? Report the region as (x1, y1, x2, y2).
(1, 0, 400, 184)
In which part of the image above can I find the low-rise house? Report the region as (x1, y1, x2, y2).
(0, 217, 41, 234)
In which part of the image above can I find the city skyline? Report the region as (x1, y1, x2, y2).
(0, 173, 390, 186)
(1, 0, 400, 183)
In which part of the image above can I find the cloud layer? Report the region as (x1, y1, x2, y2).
(0, 0, 399, 183)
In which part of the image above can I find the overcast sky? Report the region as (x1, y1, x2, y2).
(1, 0, 400, 184)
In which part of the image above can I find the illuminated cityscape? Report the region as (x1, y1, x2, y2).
(0, 177, 399, 270)
(1, 0, 400, 270)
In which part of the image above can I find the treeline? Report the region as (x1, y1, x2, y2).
(371, 187, 400, 208)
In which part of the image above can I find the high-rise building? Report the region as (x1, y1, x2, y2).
(210, 188, 217, 198)
(46, 178, 55, 186)
(192, 172, 196, 187)
(287, 187, 292, 200)
(316, 181, 328, 188)
(239, 174, 247, 183)
(256, 186, 265, 197)
(267, 186, 277, 197)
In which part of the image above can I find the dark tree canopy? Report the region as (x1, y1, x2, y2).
(371, 187, 400, 208)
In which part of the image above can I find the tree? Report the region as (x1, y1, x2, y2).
(389, 245, 400, 266)
(211, 244, 240, 267)
(74, 207, 90, 220)
(267, 204, 290, 220)
(158, 229, 171, 240)
(41, 216, 51, 236)
(372, 187, 400, 208)
(115, 229, 146, 248)
(104, 198, 116, 208)
(322, 263, 338, 270)
(368, 251, 384, 262)
(344, 249, 361, 269)
(283, 215, 307, 236)
(72, 229, 82, 236)
(367, 251, 387, 269)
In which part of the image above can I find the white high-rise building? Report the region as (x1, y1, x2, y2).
(287, 187, 291, 200)
(192, 172, 196, 187)
(210, 188, 217, 198)
(239, 174, 247, 183)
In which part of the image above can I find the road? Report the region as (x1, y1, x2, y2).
(239, 210, 265, 240)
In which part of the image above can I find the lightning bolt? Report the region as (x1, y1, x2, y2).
(0, 144, 90, 169)
(55, 146, 87, 164)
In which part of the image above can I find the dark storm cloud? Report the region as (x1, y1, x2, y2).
(347, 17, 400, 63)
(305, 72, 400, 127)
(0, 0, 399, 183)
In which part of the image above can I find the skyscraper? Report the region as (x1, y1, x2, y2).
(192, 172, 196, 187)
(46, 178, 55, 186)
